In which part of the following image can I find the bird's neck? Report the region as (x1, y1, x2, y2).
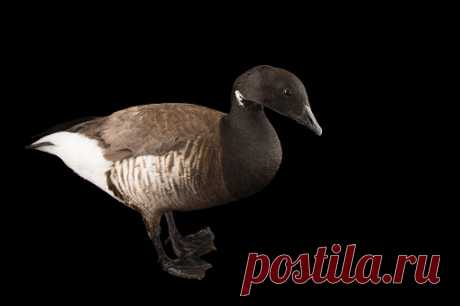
(220, 96, 282, 199)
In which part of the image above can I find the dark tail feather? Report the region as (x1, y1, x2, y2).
(25, 141, 54, 150)
(30, 116, 100, 143)
(27, 116, 101, 150)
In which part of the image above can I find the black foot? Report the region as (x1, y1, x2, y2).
(166, 227, 216, 257)
(161, 255, 212, 280)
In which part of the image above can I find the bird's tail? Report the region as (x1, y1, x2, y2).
(25, 141, 54, 151)
(26, 116, 100, 151)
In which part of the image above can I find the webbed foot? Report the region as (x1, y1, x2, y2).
(148, 211, 216, 280)
(160, 254, 212, 280)
(166, 226, 216, 257)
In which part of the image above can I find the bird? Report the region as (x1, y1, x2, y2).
(27, 65, 322, 280)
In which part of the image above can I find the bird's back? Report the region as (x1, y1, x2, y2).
(69, 103, 224, 160)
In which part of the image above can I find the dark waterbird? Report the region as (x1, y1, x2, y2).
(28, 65, 322, 279)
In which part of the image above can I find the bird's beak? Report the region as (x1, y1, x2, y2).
(297, 105, 323, 136)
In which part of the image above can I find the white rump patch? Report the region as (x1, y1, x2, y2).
(32, 131, 114, 196)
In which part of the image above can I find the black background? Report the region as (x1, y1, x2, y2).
(7, 3, 455, 304)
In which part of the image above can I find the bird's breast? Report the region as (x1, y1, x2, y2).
(221, 116, 283, 199)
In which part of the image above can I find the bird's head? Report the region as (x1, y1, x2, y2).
(233, 65, 322, 136)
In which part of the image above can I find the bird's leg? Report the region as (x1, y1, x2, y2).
(143, 212, 212, 280)
(164, 211, 216, 257)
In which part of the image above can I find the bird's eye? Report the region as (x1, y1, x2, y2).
(283, 88, 292, 97)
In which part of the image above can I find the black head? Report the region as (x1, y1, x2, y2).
(233, 65, 322, 135)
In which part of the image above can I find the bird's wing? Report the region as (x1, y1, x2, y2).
(69, 103, 225, 162)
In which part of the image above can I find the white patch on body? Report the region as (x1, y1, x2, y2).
(32, 131, 115, 197)
(235, 90, 245, 106)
